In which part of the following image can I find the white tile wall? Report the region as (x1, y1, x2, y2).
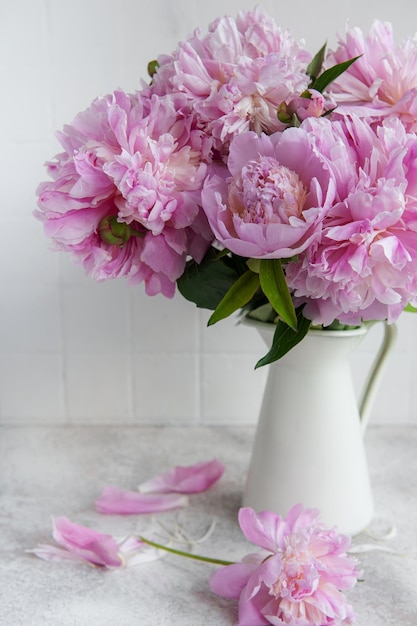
(1, 0, 417, 425)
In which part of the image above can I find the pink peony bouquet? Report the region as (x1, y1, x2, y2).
(35, 8, 417, 366)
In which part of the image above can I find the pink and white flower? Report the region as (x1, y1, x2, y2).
(210, 504, 359, 626)
(151, 7, 312, 147)
(35, 90, 213, 298)
(103, 93, 209, 234)
(326, 20, 417, 131)
(201, 129, 335, 258)
(285, 115, 417, 325)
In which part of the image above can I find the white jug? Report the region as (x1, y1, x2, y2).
(242, 320, 397, 535)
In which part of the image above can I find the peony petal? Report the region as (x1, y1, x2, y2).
(238, 507, 285, 553)
(52, 516, 123, 567)
(138, 459, 225, 494)
(27, 544, 88, 564)
(28, 522, 167, 569)
(95, 486, 188, 514)
(210, 562, 258, 599)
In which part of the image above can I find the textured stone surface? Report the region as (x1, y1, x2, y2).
(1, 425, 416, 625)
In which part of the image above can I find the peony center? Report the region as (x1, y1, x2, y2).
(228, 156, 307, 225)
(269, 549, 319, 601)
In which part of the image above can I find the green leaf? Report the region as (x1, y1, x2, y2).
(405, 303, 417, 313)
(246, 258, 261, 273)
(208, 271, 260, 325)
(306, 42, 327, 82)
(310, 55, 361, 93)
(259, 259, 297, 330)
(255, 308, 311, 369)
(177, 248, 241, 310)
(245, 303, 277, 324)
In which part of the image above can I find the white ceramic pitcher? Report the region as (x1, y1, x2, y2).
(242, 320, 397, 536)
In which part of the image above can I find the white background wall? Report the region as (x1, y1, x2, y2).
(1, 0, 417, 426)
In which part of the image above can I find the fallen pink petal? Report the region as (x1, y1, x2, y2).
(138, 458, 225, 494)
(95, 486, 189, 514)
(28, 517, 166, 568)
(28, 543, 90, 564)
(29, 517, 122, 568)
(50, 516, 124, 567)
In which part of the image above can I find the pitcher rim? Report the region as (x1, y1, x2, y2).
(241, 315, 368, 337)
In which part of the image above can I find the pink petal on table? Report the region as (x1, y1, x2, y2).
(28, 523, 167, 568)
(138, 459, 225, 494)
(27, 544, 88, 564)
(28, 517, 123, 568)
(95, 486, 188, 514)
(52, 516, 123, 567)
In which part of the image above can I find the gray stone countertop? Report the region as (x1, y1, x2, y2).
(1, 425, 416, 626)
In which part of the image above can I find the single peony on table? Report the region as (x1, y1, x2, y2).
(35, 8, 417, 366)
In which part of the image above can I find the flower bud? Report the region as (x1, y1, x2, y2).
(147, 60, 159, 78)
(277, 102, 292, 124)
(98, 216, 133, 247)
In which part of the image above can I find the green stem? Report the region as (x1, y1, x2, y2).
(139, 536, 235, 566)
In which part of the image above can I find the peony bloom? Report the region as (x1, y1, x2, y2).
(326, 21, 417, 131)
(28, 517, 164, 568)
(210, 504, 359, 626)
(201, 129, 335, 258)
(35, 90, 213, 298)
(150, 7, 311, 148)
(285, 115, 417, 326)
(103, 93, 209, 234)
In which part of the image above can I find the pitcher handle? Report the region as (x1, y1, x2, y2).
(359, 321, 398, 433)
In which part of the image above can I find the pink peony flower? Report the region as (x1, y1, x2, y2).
(285, 115, 417, 325)
(28, 517, 164, 568)
(150, 8, 311, 148)
(35, 90, 213, 297)
(201, 129, 335, 258)
(210, 504, 359, 626)
(138, 458, 225, 494)
(103, 93, 209, 234)
(326, 21, 417, 130)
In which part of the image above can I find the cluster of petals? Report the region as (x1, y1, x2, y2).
(28, 516, 164, 568)
(150, 7, 312, 147)
(30, 459, 225, 567)
(285, 115, 417, 326)
(210, 504, 359, 626)
(201, 128, 335, 259)
(95, 458, 225, 515)
(35, 89, 213, 297)
(326, 20, 417, 131)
